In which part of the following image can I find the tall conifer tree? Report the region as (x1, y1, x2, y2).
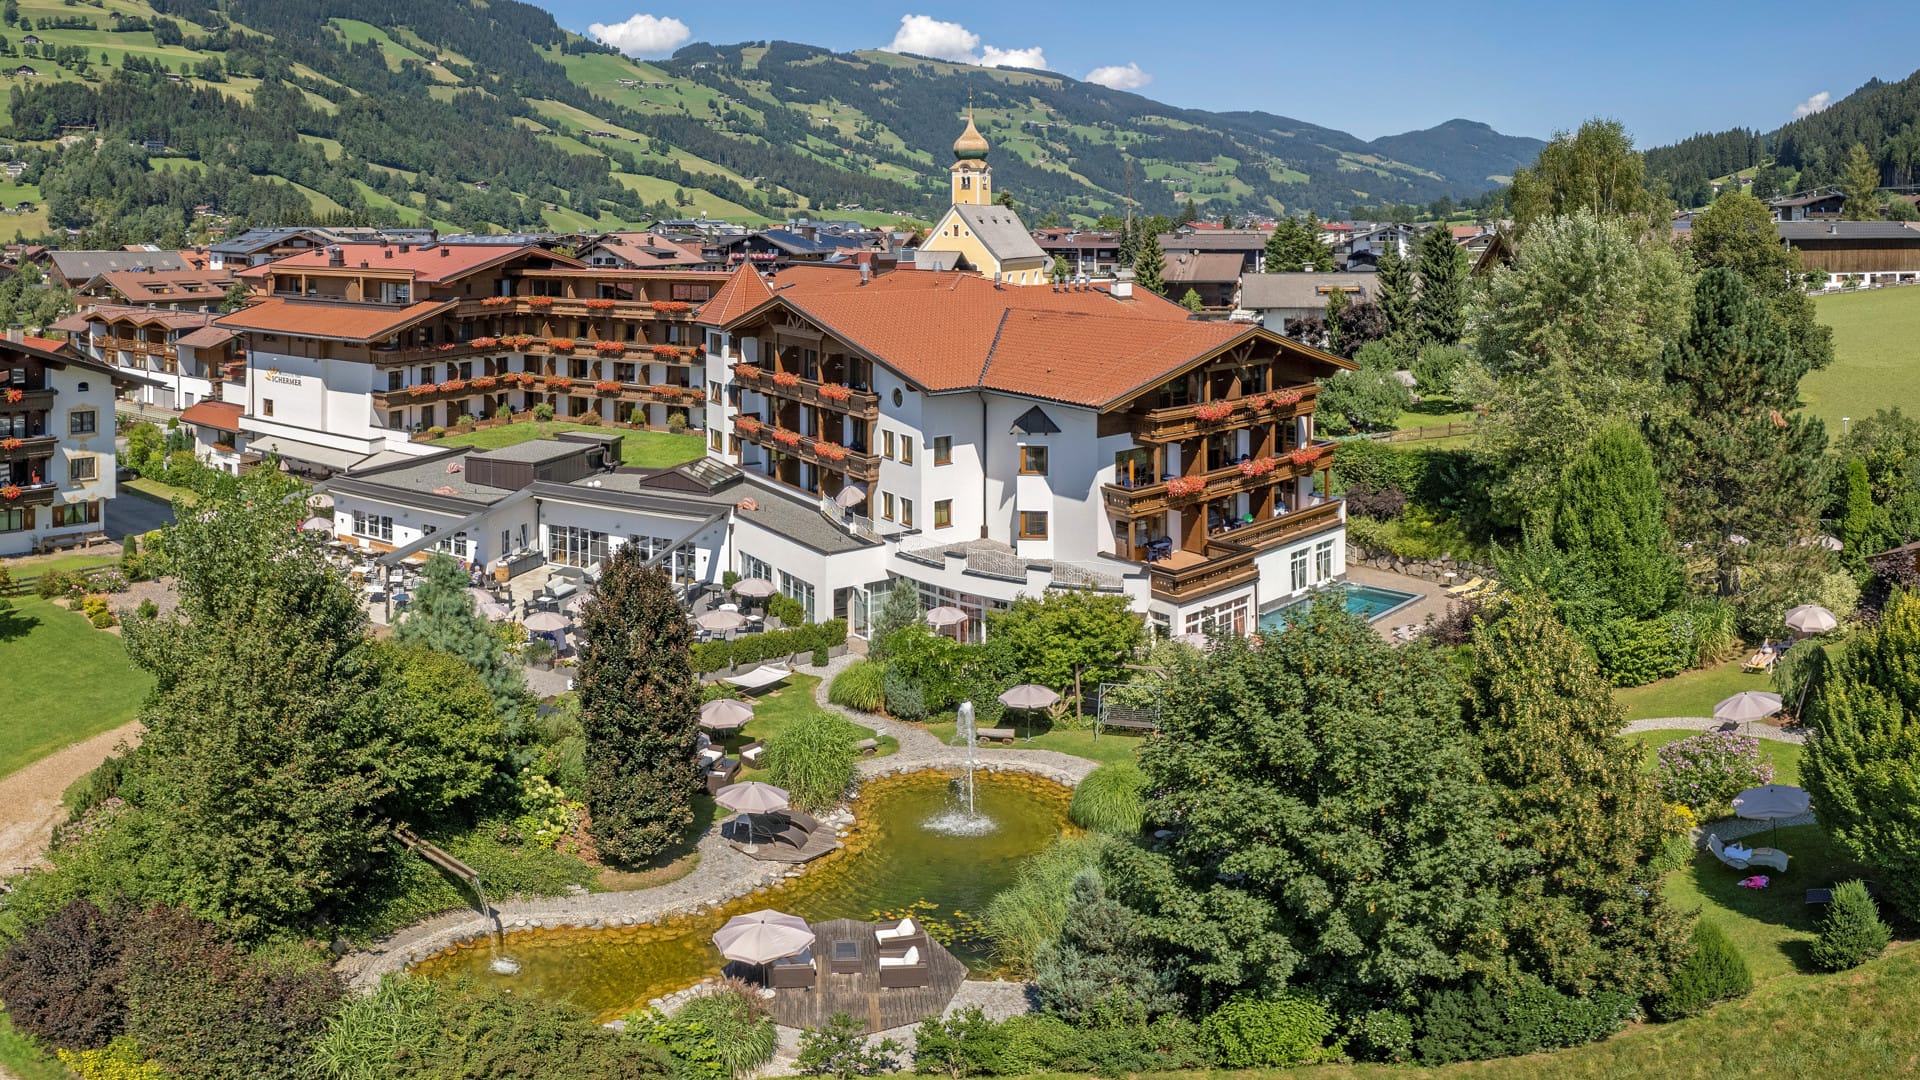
(1551, 424, 1681, 621)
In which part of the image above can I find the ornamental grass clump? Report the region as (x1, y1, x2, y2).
(1655, 730, 1772, 815)
(763, 709, 861, 812)
(673, 981, 777, 1077)
(827, 659, 887, 713)
(1068, 761, 1149, 835)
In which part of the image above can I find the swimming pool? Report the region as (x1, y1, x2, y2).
(1258, 583, 1422, 631)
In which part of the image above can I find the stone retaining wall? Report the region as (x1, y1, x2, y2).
(1347, 546, 1493, 584)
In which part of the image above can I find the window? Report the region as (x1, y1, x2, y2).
(882, 431, 895, 459)
(67, 455, 96, 483)
(432, 528, 472, 561)
(53, 501, 97, 527)
(549, 524, 611, 567)
(68, 409, 96, 436)
(0, 507, 28, 533)
(1019, 445, 1048, 475)
(671, 283, 713, 302)
(882, 492, 895, 521)
(1315, 539, 1334, 582)
(710, 430, 723, 451)
(741, 553, 773, 583)
(934, 499, 952, 528)
(1183, 595, 1250, 637)
(1290, 549, 1309, 592)
(262, 398, 274, 418)
(901, 498, 914, 529)
(1019, 510, 1049, 539)
(708, 379, 719, 403)
(901, 438, 913, 466)
(351, 509, 394, 543)
(933, 436, 952, 465)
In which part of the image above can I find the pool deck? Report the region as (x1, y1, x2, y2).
(1342, 565, 1451, 640)
(736, 918, 968, 1033)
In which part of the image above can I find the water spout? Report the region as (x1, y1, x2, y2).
(927, 701, 994, 835)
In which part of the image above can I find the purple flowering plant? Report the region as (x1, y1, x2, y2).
(1655, 731, 1774, 815)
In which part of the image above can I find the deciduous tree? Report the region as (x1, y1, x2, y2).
(985, 589, 1143, 716)
(1509, 119, 1670, 235)
(1315, 341, 1411, 433)
(577, 547, 700, 864)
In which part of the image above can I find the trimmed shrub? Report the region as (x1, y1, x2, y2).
(1416, 976, 1635, 1064)
(1655, 731, 1773, 815)
(1648, 918, 1752, 1020)
(811, 644, 829, 667)
(0, 898, 125, 1050)
(1588, 617, 1686, 686)
(1068, 761, 1148, 835)
(533, 403, 556, 421)
(495, 405, 513, 422)
(828, 660, 887, 713)
(763, 710, 861, 812)
(673, 983, 776, 1077)
(1201, 992, 1340, 1068)
(667, 412, 688, 434)
(883, 665, 927, 721)
(690, 620, 847, 674)
(914, 1006, 1012, 1078)
(996, 1012, 1210, 1076)
(1349, 1008, 1415, 1063)
(1809, 880, 1891, 972)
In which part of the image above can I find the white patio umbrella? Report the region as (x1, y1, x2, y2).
(732, 577, 777, 599)
(1732, 783, 1811, 830)
(467, 587, 497, 608)
(1785, 604, 1838, 634)
(523, 611, 570, 633)
(299, 515, 334, 533)
(711, 909, 814, 965)
(478, 601, 512, 621)
(998, 684, 1061, 741)
(696, 609, 749, 633)
(834, 483, 868, 508)
(925, 605, 967, 628)
(716, 780, 789, 845)
(699, 697, 755, 732)
(1715, 691, 1784, 725)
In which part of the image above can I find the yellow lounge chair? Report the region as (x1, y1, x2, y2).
(1446, 576, 1484, 597)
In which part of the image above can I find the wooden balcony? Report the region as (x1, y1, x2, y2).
(373, 376, 697, 410)
(1101, 443, 1336, 516)
(1228, 498, 1344, 551)
(1130, 384, 1320, 444)
(736, 370, 880, 415)
(736, 422, 880, 483)
(0, 434, 57, 462)
(455, 297, 700, 321)
(1147, 541, 1261, 602)
(1, 388, 55, 410)
(1, 480, 58, 507)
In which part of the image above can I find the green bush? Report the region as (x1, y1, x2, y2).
(1068, 762, 1148, 835)
(1349, 1008, 1414, 1063)
(1647, 918, 1752, 1020)
(690, 620, 847, 674)
(996, 1012, 1210, 1076)
(828, 660, 888, 712)
(1810, 880, 1891, 972)
(673, 985, 776, 1077)
(883, 665, 927, 721)
(1416, 976, 1635, 1064)
(1200, 992, 1341, 1068)
(982, 835, 1111, 974)
(62, 753, 131, 822)
(37, 568, 70, 599)
(532, 403, 555, 421)
(913, 1006, 1012, 1077)
(811, 644, 829, 667)
(496, 405, 513, 422)
(763, 709, 861, 812)
(667, 412, 688, 434)
(426, 425, 446, 438)
(1343, 504, 1487, 563)
(1589, 617, 1687, 687)
(766, 593, 807, 626)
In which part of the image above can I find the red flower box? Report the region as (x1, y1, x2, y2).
(408, 384, 437, 398)
(1264, 389, 1304, 409)
(1194, 401, 1236, 423)
(1166, 476, 1208, 498)
(469, 336, 499, 348)
(501, 335, 535, 350)
(4, 389, 22, 404)
(481, 296, 512, 307)
(527, 296, 554, 308)
(436, 342, 458, 352)
(1288, 446, 1324, 467)
(1239, 456, 1278, 477)
(0, 484, 18, 500)
(733, 363, 761, 380)
(594, 340, 627, 355)
(593, 380, 620, 394)
(469, 376, 497, 390)
(0, 437, 20, 451)
(772, 371, 801, 388)
(547, 339, 576, 352)
(735, 416, 762, 434)
(544, 375, 573, 390)
(650, 344, 680, 358)
(584, 298, 618, 310)
(438, 379, 467, 393)
(771, 428, 802, 447)
(650, 300, 691, 313)
(651, 384, 683, 397)
(812, 440, 849, 461)
(818, 383, 852, 402)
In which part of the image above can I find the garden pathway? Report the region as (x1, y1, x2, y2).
(1622, 717, 1818, 841)
(0, 720, 142, 876)
(339, 653, 1096, 990)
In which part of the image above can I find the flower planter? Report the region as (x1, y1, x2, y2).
(1166, 476, 1208, 499)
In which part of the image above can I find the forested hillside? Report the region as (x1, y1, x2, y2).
(0, 0, 1537, 242)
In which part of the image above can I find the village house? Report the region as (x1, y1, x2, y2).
(0, 333, 121, 555)
(1778, 220, 1920, 284)
(1234, 273, 1377, 331)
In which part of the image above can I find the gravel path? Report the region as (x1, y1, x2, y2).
(1622, 716, 1807, 744)
(339, 654, 1094, 989)
(0, 721, 142, 877)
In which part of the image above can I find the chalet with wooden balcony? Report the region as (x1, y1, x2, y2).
(0, 336, 121, 555)
(51, 303, 237, 412)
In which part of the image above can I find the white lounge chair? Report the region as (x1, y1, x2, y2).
(1708, 832, 1789, 873)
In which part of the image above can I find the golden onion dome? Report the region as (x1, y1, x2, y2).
(953, 113, 989, 160)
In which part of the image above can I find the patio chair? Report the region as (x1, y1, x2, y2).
(767, 949, 817, 990)
(704, 757, 741, 794)
(877, 945, 930, 989)
(738, 739, 766, 767)
(874, 917, 918, 944)
(1708, 832, 1790, 873)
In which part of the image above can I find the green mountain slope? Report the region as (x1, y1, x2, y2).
(0, 0, 1539, 241)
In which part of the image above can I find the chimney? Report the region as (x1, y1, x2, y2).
(1112, 269, 1134, 299)
(6, 323, 21, 344)
(440, 246, 450, 258)
(858, 263, 871, 286)
(383, 248, 393, 259)
(398, 242, 411, 254)
(326, 245, 343, 267)
(1829, 223, 1838, 236)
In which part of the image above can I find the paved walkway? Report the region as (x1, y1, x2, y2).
(0, 721, 143, 876)
(338, 653, 1094, 989)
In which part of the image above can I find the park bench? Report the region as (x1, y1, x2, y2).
(974, 727, 1016, 745)
(853, 737, 878, 756)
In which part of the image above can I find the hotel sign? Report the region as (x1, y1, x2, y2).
(264, 369, 303, 386)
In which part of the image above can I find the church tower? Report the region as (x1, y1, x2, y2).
(950, 111, 991, 206)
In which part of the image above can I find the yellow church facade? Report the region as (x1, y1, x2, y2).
(918, 114, 1052, 285)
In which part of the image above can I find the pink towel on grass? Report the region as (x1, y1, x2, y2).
(1738, 875, 1770, 889)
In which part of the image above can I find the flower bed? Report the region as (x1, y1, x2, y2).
(1167, 475, 1208, 498)
(772, 371, 801, 388)
(818, 383, 852, 402)
(1194, 401, 1236, 423)
(1655, 731, 1774, 815)
(1238, 456, 1278, 477)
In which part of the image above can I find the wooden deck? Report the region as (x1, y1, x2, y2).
(720, 815, 841, 864)
(730, 918, 967, 1032)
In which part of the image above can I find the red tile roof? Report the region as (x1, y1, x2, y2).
(214, 297, 454, 342)
(698, 264, 775, 324)
(178, 400, 243, 434)
(175, 326, 237, 349)
(51, 303, 218, 332)
(20, 335, 65, 353)
(92, 267, 238, 301)
(584, 231, 705, 267)
(239, 243, 574, 284)
(717, 267, 1342, 409)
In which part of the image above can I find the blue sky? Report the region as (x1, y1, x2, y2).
(540, 1, 1918, 145)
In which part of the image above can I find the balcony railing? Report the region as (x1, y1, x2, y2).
(455, 297, 700, 321)
(0, 387, 55, 409)
(1147, 540, 1261, 602)
(734, 368, 880, 414)
(0, 479, 58, 507)
(1101, 442, 1336, 516)
(1130, 384, 1320, 443)
(735, 418, 880, 482)
(0, 434, 57, 461)
(372, 375, 698, 410)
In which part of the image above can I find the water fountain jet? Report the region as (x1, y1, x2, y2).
(926, 701, 996, 835)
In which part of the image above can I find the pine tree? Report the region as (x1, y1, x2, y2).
(1323, 284, 1349, 355)
(1375, 243, 1414, 359)
(1413, 223, 1467, 348)
(1691, 192, 1833, 371)
(577, 546, 700, 864)
(1840, 456, 1876, 573)
(1465, 596, 1691, 997)
(868, 579, 922, 662)
(1179, 288, 1204, 312)
(394, 553, 528, 724)
(1176, 197, 1197, 225)
(1550, 424, 1682, 621)
(1132, 230, 1165, 295)
(1809, 879, 1892, 970)
(1645, 267, 1829, 555)
(1117, 216, 1137, 269)
(1842, 142, 1882, 221)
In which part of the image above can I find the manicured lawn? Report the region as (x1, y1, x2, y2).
(1623, 728, 1803, 788)
(1614, 658, 1770, 720)
(1664, 824, 1877, 981)
(1804, 287, 1920, 436)
(1392, 395, 1475, 433)
(727, 674, 899, 766)
(122, 475, 201, 506)
(432, 422, 705, 468)
(923, 716, 1144, 767)
(0, 595, 151, 779)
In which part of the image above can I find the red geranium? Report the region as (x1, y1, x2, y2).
(651, 384, 683, 397)
(772, 371, 801, 388)
(4, 388, 22, 404)
(527, 296, 554, 308)
(650, 300, 691, 313)
(547, 338, 576, 352)
(593, 380, 620, 394)
(818, 383, 852, 402)
(735, 416, 762, 434)
(408, 384, 437, 398)
(1, 484, 20, 500)
(470, 336, 499, 348)
(594, 340, 627, 354)
(1288, 445, 1324, 467)
(1194, 401, 1236, 423)
(1167, 476, 1208, 498)
(812, 440, 849, 461)
(732, 363, 761, 380)
(771, 427, 802, 447)
(1239, 456, 1277, 477)
(584, 298, 618, 310)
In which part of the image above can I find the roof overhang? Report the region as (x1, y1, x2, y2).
(1099, 324, 1354, 413)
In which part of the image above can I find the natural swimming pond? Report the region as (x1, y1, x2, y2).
(411, 770, 1074, 1021)
(1258, 582, 1421, 631)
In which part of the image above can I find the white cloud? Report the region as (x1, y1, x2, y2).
(1085, 62, 1151, 90)
(589, 13, 691, 57)
(1793, 90, 1832, 119)
(883, 14, 1047, 70)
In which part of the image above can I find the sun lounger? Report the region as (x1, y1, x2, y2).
(1709, 832, 1790, 873)
(874, 917, 917, 943)
(1445, 576, 1484, 597)
(782, 809, 821, 835)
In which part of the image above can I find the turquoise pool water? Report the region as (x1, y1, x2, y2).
(1259, 583, 1421, 631)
